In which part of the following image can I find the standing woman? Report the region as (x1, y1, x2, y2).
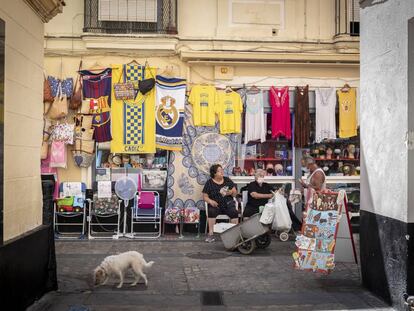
(202, 164, 239, 243)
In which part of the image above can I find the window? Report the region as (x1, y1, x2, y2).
(84, 0, 177, 34)
(98, 0, 157, 23)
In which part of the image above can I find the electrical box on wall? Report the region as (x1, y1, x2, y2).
(214, 66, 234, 80)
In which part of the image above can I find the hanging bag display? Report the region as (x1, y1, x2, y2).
(43, 73, 54, 104)
(49, 120, 75, 144)
(45, 83, 68, 120)
(50, 141, 67, 168)
(69, 61, 83, 110)
(138, 61, 155, 95)
(113, 66, 135, 100)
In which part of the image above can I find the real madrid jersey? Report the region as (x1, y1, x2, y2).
(216, 91, 243, 134)
(188, 85, 217, 126)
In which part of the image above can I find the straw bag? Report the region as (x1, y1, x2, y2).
(72, 150, 94, 168)
(74, 115, 94, 140)
(45, 84, 68, 120)
(41, 141, 49, 160)
(75, 138, 95, 154)
(114, 67, 135, 100)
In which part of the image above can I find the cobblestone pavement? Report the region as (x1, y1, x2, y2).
(28, 235, 394, 311)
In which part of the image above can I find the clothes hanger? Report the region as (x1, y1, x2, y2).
(160, 65, 175, 78)
(341, 83, 351, 92)
(127, 59, 141, 66)
(249, 85, 260, 93)
(85, 60, 106, 72)
(224, 85, 233, 93)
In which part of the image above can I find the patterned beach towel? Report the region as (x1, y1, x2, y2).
(166, 102, 239, 210)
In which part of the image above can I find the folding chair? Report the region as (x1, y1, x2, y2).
(162, 206, 201, 237)
(88, 190, 122, 240)
(54, 182, 89, 239)
(205, 198, 242, 235)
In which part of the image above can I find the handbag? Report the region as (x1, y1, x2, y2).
(137, 174, 155, 209)
(72, 150, 94, 168)
(41, 141, 49, 160)
(138, 62, 155, 95)
(50, 141, 67, 168)
(114, 66, 135, 100)
(75, 138, 95, 154)
(69, 61, 83, 110)
(45, 84, 68, 120)
(48, 76, 73, 98)
(49, 121, 75, 144)
(74, 115, 94, 140)
(43, 74, 54, 103)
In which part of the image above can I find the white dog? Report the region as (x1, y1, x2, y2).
(93, 251, 154, 288)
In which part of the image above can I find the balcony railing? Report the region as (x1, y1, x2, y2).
(335, 0, 360, 36)
(84, 0, 177, 35)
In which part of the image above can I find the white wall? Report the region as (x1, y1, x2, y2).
(0, 0, 44, 241)
(360, 0, 414, 223)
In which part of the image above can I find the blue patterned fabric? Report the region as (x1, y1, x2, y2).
(166, 98, 239, 210)
(47, 76, 74, 97)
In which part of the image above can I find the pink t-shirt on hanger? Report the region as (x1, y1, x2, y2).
(269, 86, 291, 139)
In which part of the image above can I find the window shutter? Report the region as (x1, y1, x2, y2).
(98, 0, 157, 22)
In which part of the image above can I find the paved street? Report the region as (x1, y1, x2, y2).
(28, 235, 393, 311)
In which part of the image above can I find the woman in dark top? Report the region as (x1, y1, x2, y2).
(243, 169, 274, 218)
(202, 164, 239, 243)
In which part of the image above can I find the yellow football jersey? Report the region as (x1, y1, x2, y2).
(215, 91, 243, 134)
(188, 85, 217, 126)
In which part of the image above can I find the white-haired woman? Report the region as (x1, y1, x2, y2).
(243, 169, 274, 218)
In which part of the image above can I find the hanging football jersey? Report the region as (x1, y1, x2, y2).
(188, 85, 217, 126)
(155, 75, 187, 150)
(80, 68, 112, 142)
(110, 64, 156, 154)
(216, 90, 243, 134)
(338, 88, 357, 138)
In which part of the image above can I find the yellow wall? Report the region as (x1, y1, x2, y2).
(0, 0, 44, 241)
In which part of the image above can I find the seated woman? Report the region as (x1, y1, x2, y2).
(202, 164, 239, 243)
(243, 169, 274, 218)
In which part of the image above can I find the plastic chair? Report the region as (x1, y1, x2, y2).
(129, 191, 162, 239)
(54, 182, 89, 239)
(204, 198, 242, 235)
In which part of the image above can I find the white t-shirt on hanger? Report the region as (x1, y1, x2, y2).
(244, 91, 266, 144)
(315, 88, 337, 143)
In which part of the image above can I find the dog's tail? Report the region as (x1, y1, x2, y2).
(144, 260, 154, 269)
